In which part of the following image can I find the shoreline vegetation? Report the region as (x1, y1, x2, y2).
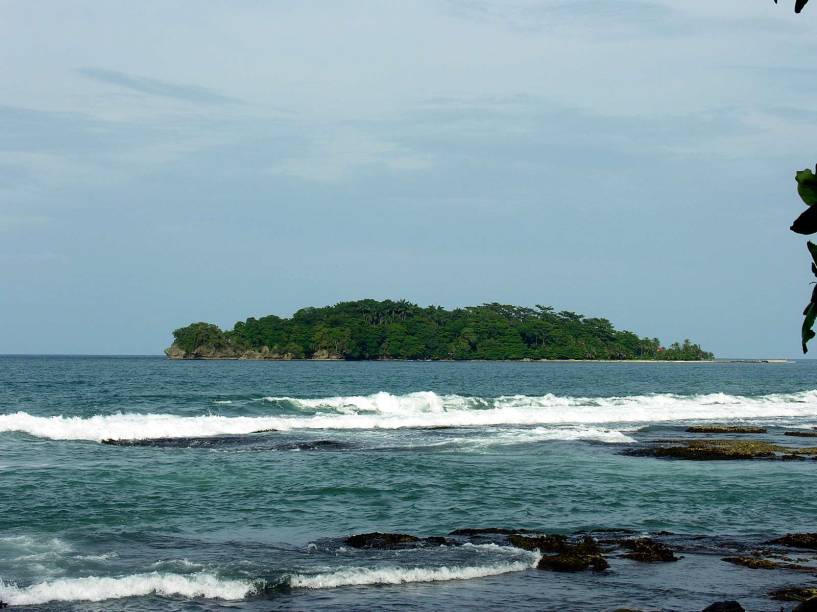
(166, 299, 714, 361)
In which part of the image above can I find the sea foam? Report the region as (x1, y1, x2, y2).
(2, 390, 817, 441)
(288, 544, 541, 588)
(0, 572, 255, 605)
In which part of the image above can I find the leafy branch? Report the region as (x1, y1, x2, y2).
(790, 169, 817, 351)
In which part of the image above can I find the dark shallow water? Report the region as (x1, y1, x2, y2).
(2, 357, 817, 610)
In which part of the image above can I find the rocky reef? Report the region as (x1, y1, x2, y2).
(770, 534, 817, 550)
(344, 532, 451, 549)
(619, 537, 679, 563)
(772, 587, 817, 602)
(685, 425, 767, 434)
(625, 439, 817, 460)
(701, 603, 745, 612)
(336, 527, 817, 610)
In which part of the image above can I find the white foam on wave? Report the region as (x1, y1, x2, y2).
(0, 535, 73, 562)
(4, 389, 817, 441)
(479, 426, 637, 446)
(0, 572, 255, 605)
(289, 544, 540, 589)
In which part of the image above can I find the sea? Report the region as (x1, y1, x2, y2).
(1, 356, 817, 611)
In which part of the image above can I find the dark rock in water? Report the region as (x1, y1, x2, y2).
(686, 425, 767, 434)
(448, 527, 523, 536)
(795, 599, 817, 612)
(343, 532, 453, 549)
(423, 536, 452, 546)
(722, 556, 813, 571)
(770, 587, 817, 602)
(102, 435, 255, 448)
(276, 440, 352, 451)
(508, 533, 568, 553)
(785, 431, 817, 438)
(344, 532, 421, 549)
(701, 602, 744, 612)
(782, 453, 808, 461)
(620, 538, 679, 562)
(101, 436, 352, 451)
(624, 439, 817, 460)
(722, 556, 781, 570)
(770, 533, 817, 549)
(536, 535, 608, 572)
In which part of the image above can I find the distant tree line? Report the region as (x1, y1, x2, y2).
(169, 300, 713, 361)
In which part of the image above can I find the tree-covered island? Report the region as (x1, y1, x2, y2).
(166, 300, 713, 361)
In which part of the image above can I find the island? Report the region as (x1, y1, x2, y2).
(165, 299, 713, 361)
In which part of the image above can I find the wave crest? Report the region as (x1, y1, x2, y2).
(3, 389, 817, 441)
(0, 572, 256, 605)
(288, 544, 541, 588)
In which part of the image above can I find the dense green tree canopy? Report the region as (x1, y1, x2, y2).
(170, 300, 713, 361)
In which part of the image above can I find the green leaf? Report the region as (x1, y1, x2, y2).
(796, 168, 817, 206)
(803, 302, 817, 353)
(791, 205, 817, 234)
(808, 241, 817, 267)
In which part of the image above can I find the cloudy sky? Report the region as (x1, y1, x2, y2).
(1, 0, 815, 356)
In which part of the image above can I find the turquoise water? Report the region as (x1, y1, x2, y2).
(2, 357, 817, 610)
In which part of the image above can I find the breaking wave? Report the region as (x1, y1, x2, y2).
(0, 572, 256, 605)
(288, 544, 540, 588)
(2, 390, 817, 441)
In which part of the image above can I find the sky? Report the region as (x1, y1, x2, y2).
(1, 0, 816, 357)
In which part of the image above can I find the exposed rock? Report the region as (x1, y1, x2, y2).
(273, 440, 353, 451)
(770, 533, 817, 550)
(344, 532, 420, 549)
(620, 538, 679, 562)
(782, 453, 809, 461)
(626, 439, 817, 460)
(536, 535, 608, 572)
(164, 343, 187, 359)
(722, 556, 781, 569)
(448, 527, 522, 536)
(770, 587, 817, 602)
(722, 556, 813, 571)
(423, 536, 452, 546)
(686, 425, 767, 434)
(311, 349, 343, 360)
(701, 602, 744, 612)
(342, 532, 453, 549)
(508, 533, 568, 552)
(101, 431, 287, 448)
(165, 342, 339, 361)
(785, 431, 817, 438)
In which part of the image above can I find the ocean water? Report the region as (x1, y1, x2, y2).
(2, 356, 817, 611)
